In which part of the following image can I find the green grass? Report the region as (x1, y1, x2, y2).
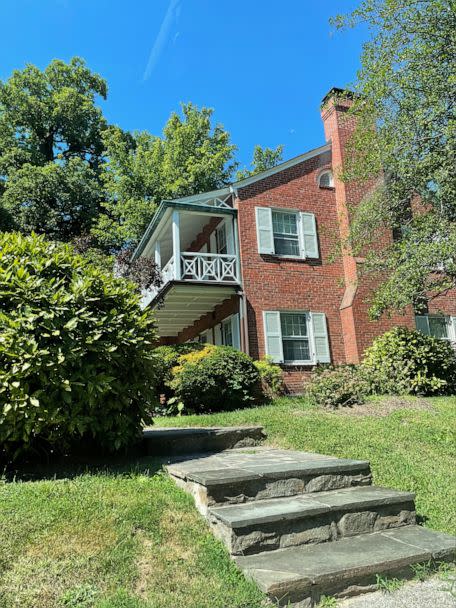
(1, 396, 455, 608)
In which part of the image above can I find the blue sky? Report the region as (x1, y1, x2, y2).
(1, 0, 366, 168)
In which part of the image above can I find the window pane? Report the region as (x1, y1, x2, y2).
(274, 236, 300, 256)
(429, 317, 448, 339)
(272, 211, 298, 236)
(281, 313, 307, 337)
(216, 225, 227, 254)
(283, 339, 310, 362)
(222, 320, 233, 346)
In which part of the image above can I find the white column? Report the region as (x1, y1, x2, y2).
(172, 210, 181, 280)
(154, 241, 161, 269)
(232, 215, 241, 284)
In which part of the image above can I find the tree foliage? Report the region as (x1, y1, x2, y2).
(236, 144, 283, 180)
(0, 57, 107, 241)
(93, 103, 237, 250)
(333, 0, 456, 317)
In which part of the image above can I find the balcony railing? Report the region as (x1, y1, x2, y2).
(181, 252, 238, 282)
(142, 252, 239, 306)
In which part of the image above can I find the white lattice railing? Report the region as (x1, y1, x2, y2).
(141, 252, 239, 306)
(180, 252, 238, 282)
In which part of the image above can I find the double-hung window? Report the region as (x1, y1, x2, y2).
(415, 315, 456, 341)
(256, 207, 319, 258)
(281, 313, 310, 362)
(216, 223, 227, 254)
(214, 314, 241, 350)
(272, 211, 300, 257)
(263, 311, 330, 364)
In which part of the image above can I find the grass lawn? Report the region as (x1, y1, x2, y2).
(1, 395, 455, 608)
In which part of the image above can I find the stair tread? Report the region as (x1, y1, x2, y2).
(235, 525, 456, 596)
(210, 485, 415, 528)
(167, 448, 370, 485)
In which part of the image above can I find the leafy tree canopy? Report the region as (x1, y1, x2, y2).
(0, 57, 107, 240)
(236, 144, 284, 180)
(332, 0, 456, 318)
(93, 103, 238, 250)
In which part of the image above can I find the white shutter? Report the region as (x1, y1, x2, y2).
(231, 314, 240, 350)
(214, 324, 222, 345)
(300, 212, 319, 258)
(255, 207, 274, 254)
(415, 315, 430, 335)
(263, 311, 284, 363)
(449, 316, 456, 342)
(311, 312, 330, 363)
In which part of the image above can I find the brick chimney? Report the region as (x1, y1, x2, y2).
(320, 88, 361, 363)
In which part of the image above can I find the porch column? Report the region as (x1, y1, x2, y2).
(172, 210, 181, 280)
(154, 241, 161, 269)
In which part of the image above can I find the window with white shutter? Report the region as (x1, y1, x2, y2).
(263, 311, 330, 364)
(256, 207, 319, 259)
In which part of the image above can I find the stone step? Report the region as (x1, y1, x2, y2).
(166, 448, 372, 515)
(143, 425, 265, 455)
(209, 485, 416, 555)
(235, 525, 456, 607)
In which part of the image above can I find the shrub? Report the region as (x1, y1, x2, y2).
(154, 343, 204, 397)
(254, 356, 286, 399)
(361, 327, 456, 396)
(305, 365, 369, 408)
(0, 232, 157, 458)
(170, 345, 262, 412)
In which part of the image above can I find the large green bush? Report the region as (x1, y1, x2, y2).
(305, 365, 369, 408)
(170, 345, 262, 412)
(362, 326, 456, 396)
(0, 232, 157, 458)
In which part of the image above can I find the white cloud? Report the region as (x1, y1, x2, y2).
(143, 0, 181, 81)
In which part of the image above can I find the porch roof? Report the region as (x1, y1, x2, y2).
(150, 282, 240, 337)
(133, 198, 236, 261)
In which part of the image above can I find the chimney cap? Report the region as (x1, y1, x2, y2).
(321, 87, 356, 108)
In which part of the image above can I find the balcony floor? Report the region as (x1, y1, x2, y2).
(150, 282, 240, 337)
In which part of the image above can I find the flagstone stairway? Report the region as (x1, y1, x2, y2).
(144, 426, 456, 607)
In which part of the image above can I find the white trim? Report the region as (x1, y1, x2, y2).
(172, 210, 181, 280)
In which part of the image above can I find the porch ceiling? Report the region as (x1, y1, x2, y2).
(151, 283, 239, 337)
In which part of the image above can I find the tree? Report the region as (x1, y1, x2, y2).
(332, 0, 456, 318)
(0, 57, 107, 241)
(93, 103, 237, 250)
(236, 144, 284, 180)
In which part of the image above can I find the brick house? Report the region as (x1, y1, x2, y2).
(133, 88, 456, 392)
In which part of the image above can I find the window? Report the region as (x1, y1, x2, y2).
(263, 311, 330, 364)
(281, 313, 310, 362)
(221, 318, 233, 346)
(416, 315, 456, 341)
(272, 211, 300, 256)
(318, 170, 334, 188)
(214, 314, 241, 350)
(216, 223, 227, 254)
(255, 207, 319, 259)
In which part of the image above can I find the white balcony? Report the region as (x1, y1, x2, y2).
(137, 200, 241, 315)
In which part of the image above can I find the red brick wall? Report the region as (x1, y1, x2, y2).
(236, 150, 347, 392)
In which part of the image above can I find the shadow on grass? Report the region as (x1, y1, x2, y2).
(1, 443, 165, 483)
